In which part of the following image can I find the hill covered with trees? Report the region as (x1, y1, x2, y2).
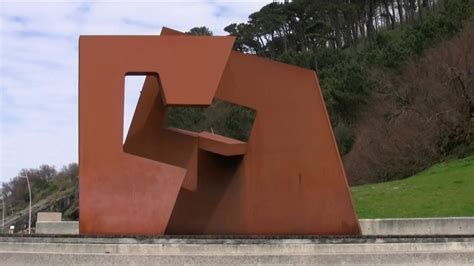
(175, 0, 474, 184)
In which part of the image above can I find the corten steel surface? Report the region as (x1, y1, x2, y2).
(79, 28, 361, 236)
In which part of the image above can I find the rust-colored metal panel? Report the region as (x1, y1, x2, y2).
(123, 75, 199, 192)
(79, 36, 234, 235)
(79, 29, 361, 236)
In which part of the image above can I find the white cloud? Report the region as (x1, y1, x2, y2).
(0, 0, 271, 182)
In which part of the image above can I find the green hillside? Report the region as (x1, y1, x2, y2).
(352, 155, 474, 218)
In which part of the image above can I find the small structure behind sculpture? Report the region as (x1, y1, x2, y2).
(35, 212, 78, 235)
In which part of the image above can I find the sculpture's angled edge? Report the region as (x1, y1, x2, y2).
(79, 28, 361, 236)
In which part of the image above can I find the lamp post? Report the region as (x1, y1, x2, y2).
(1, 187, 4, 234)
(2, 195, 4, 234)
(20, 173, 32, 234)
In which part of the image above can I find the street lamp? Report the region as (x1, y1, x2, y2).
(20, 173, 32, 234)
(0, 187, 4, 234)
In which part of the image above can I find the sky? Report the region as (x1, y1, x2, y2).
(0, 0, 271, 182)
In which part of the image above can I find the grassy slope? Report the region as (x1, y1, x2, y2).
(351, 155, 474, 218)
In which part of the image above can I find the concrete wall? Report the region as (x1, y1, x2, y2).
(360, 217, 474, 235)
(35, 221, 78, 235)
(33, 217, 474, 235)
(0, 236, 472, 265)
(0, 250, 472, 265)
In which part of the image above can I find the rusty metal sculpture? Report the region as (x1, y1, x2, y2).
(79, 28, 361, 236)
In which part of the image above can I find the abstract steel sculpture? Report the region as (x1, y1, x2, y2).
(79, 28, 361, 236)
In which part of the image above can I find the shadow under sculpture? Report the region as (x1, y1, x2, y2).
(78, 27, 361, 236)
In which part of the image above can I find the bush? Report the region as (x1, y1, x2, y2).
(344, 23, 474, 184)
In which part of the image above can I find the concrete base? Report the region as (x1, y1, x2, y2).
(0, 235, 472, 265)
(35, 221, 79, 235)
(0, 251, 472, 265)
(32, 217, 474, 236)
(20, 217, 474, 264)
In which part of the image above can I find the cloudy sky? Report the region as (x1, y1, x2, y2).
(0, 0, 271, 182)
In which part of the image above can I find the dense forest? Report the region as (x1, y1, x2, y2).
(171, 0, 474, 184)
(1, 0, 473, 224)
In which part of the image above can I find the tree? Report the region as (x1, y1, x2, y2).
(185, 26, 212, 36)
